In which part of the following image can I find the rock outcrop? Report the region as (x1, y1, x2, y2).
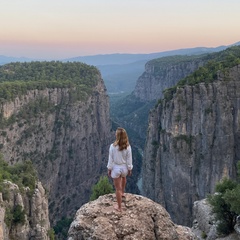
(192, 198, 240, 240)
(68, 193, 197, 240)
(0, 181, 50, 240)
(0, 68, 112, 224)
(192, 199, 217, 239)
(142, 64, 240, 226)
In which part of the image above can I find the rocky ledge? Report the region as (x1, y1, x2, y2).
(68, 193, 197, 240)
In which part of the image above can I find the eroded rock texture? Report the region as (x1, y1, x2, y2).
(0, 73, 112, 224)
(142, 65, 240, 226)
(0, 181, 50, 240)
(68, 193, 197, 240)
(133, 56, 205, 101)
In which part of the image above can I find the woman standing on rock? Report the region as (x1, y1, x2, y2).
(107, 127, 133, 212)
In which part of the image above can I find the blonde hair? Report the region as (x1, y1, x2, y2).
(113, 127, 129, 151)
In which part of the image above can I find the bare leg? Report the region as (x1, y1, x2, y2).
(113, 177, 122, 211)
(121, 177, 126, 197)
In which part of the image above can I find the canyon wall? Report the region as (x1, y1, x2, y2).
(133, 56, 205, 101)
(142, 65, 240, 226)
(0, 74, 112, 224)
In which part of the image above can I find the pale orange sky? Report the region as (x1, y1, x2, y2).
(1, 0, 240, 59)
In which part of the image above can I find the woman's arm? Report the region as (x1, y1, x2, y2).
(107, 144, 114, 170)
(126, 145, 133, 170)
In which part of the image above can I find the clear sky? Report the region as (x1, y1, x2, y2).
(1, 0, 240, 59)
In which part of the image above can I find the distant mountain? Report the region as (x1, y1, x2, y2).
(1, 41, 239, 94)
(98, 43, 240, 93)
(1, 41, 239, 67)
(0, 55, 32, 65)
(63, 42, 240, 66)
(63, 42, 240, 94)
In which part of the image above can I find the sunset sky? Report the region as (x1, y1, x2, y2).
(1, 0, 240, 59)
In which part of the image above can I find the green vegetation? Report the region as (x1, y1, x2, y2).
(207, 161, 240, 235)
(5, 205, 26, 227)
(90, 176, 114, 201)
(0, 61, 99, 104)
(201, 231, 207, 239)
(149, 54, 207, 75)
(163, 46, 240, 102)
(0, 155, 36, 228)
(0, 96, 56, 129)
(109, 92, 130, 107)
(0, 61, 100, 129)
(173, 134, 194, 147)
(53, 217, 73, 239)
(175, 114, 181, 122)
(48, 228, 55, 240)
(205, 107, 213, 115)
(0, 154, 37, 196)
(110, 93, 147, 119)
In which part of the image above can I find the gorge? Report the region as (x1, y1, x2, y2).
(141, 47, 240, 226)
(110, 45, 240, 228)
(1, 45, 240, 239)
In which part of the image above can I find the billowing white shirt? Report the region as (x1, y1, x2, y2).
(107, 144, 133, 170)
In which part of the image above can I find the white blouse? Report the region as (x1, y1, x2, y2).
(107, 144, 133, 170)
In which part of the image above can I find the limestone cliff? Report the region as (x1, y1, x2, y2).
(0, 62, 112, 225)
(133, 55, 205, 101)
(142, 64, 240, 226)
(0, 181, 50, 240)
(68, 193, 197, 240)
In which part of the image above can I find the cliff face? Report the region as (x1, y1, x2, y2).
(68, 193, 197, 240)
(0, 76, 112, 223)
(0, 181, 50, 240)
(142, 65, 240, 226)
(133, 57, 205, 101)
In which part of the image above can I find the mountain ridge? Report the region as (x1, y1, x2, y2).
(1, 41, 239, 66)
(1, 42, 239, 94)
(64, 44, 239, 65)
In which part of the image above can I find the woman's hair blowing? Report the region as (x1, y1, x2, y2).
(114, 127, 129, 150)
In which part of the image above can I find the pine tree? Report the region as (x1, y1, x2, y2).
(90, 176, 114, 201)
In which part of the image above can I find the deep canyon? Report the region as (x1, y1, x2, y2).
(0, 46, 240, 239)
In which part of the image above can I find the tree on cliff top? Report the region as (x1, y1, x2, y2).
(0, 154, 37, 195)
(0, 61, 100, 103)
(163, 45, 240, 102)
